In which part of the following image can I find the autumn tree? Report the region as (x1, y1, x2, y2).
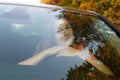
(41, 1, 120, 79)
(65, 63, 115, 80)
(55, 11, 120, 80)
(41, 0, 120, 30)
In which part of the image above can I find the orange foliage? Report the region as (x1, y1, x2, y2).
(41, 0, 63, 5)
(40, 0, 120, 30)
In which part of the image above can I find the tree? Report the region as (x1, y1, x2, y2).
(55, 11, 120, 80)
(41, 1, 120, 79)
(65, 62, 115, 80)
(41, 0, 120, 30)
